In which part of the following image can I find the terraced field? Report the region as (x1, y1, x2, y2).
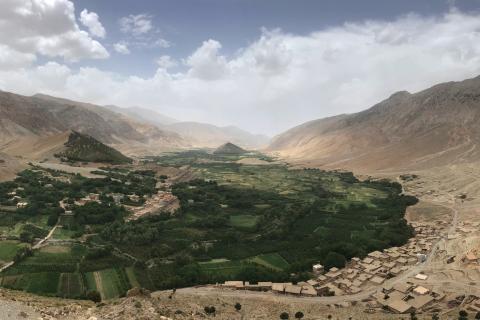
(58, 273, 84, 298)
(249, 253, 290, 271)
(0, 241, 27, 262)
(0, 244, 136, 300)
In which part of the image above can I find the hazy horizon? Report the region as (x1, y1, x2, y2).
(1, 0, 480, 135)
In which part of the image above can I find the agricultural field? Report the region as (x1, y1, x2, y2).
(0, 241, 27, 262)
(100, 150, 416, 289)
(0, 150, 417, 297)
(0, 243, 135, 299)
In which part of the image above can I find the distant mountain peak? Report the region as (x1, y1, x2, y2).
(213, 142, 247, 155)
(57, 131, 132, 164)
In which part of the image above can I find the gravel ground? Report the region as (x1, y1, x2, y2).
(0, 300, 41, 319)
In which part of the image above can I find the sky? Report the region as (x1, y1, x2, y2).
(1, 0, 480, 136)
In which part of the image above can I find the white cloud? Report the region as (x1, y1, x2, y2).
(0, 0, 108, 63)
(156, 55, 177, 69)
(113, 41, 130, 55)
(185, 39, 228, 80)
(119, 14, 153, 36)
(79, 9, 106, 38)
(2, 10, 480, 135)
(154, 38, 171, 48)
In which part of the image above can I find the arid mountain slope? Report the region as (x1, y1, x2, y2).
(166, 121, 270, 149)
(104, 105, 178, 126)
(0, 91, 189, 159)
(268, 76, 480, 172)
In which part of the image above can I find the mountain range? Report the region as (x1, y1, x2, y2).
(105, 105, 269, 148)
(268, 75, 480, 172)
(0, 91, 268, 166)
(2, 75, 480, 174)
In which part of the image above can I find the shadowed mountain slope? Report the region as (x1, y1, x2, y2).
(213, 142, 247, 155)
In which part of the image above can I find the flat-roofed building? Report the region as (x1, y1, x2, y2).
(285, 284, 302, 295)
(393, 283, 413, 294)
(363, 257, 374, 264)
(409, 295, 434, 310)
(413, 286, 430, 295)
(223, 281, 244, 289)
(414, 273, 428, 280)
(370, 276, 385, 285)
(387, 300, 414, 314)
(301, 285, 317, 297)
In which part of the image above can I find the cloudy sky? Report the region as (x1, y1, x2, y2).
(1, 0, 480, 135)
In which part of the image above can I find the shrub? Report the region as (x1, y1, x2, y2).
(234, 302, 242, 311)
(295, 311, 304, 319)
(86, 290, 101, 303)
(280, 312, 289, 320)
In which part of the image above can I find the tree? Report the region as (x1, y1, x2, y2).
(235, 303, 242, 312)
(459, 310, 468, 320)
(280, 312, 289, 320)
(324, 251, 346, 269)
(294, 311, 304, 319)
(432, 314, 439, 320)
(475, 311, 480, 320)
(410, 311, 418, 320)
(86, 290, 101, 303)
(19, 231, 33, 244)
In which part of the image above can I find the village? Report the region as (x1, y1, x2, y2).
(216, 217, 480, 316)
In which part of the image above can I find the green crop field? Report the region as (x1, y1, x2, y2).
(249, 253, 290, 271)
(15, 272, 60, 295)
(0, 241, 27, 262)
(58, 273, 85, 298)
(125, 267, 140, 288)
(229, 215, 259, 229)
(94, 268, 131, 300)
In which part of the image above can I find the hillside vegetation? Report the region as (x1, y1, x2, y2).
(213, 142, 247, 155)
(56, 132, 132, 164)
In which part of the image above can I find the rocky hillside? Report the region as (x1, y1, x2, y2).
(268, 75, 480, 172)
(105, 105, 178, 127)
(0, 91, 189, 159)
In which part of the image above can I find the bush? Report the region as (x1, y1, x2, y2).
(235, 302, 242, 311)
(280, 312, 289, 320)
(295, 311, 304, 319)
(86, 290, 101, 303)
(324, 251, 346, 269)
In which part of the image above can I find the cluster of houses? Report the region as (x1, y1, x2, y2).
(217, 221, 446, 315)
(7, 187, 28, 208)
(370, 282, 445, 314)
(129, 190, 179, 220)
(74, 193, 101, 206)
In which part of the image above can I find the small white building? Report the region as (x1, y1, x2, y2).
(312, 263, 324, 274)
(16, 202, 28, 209)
